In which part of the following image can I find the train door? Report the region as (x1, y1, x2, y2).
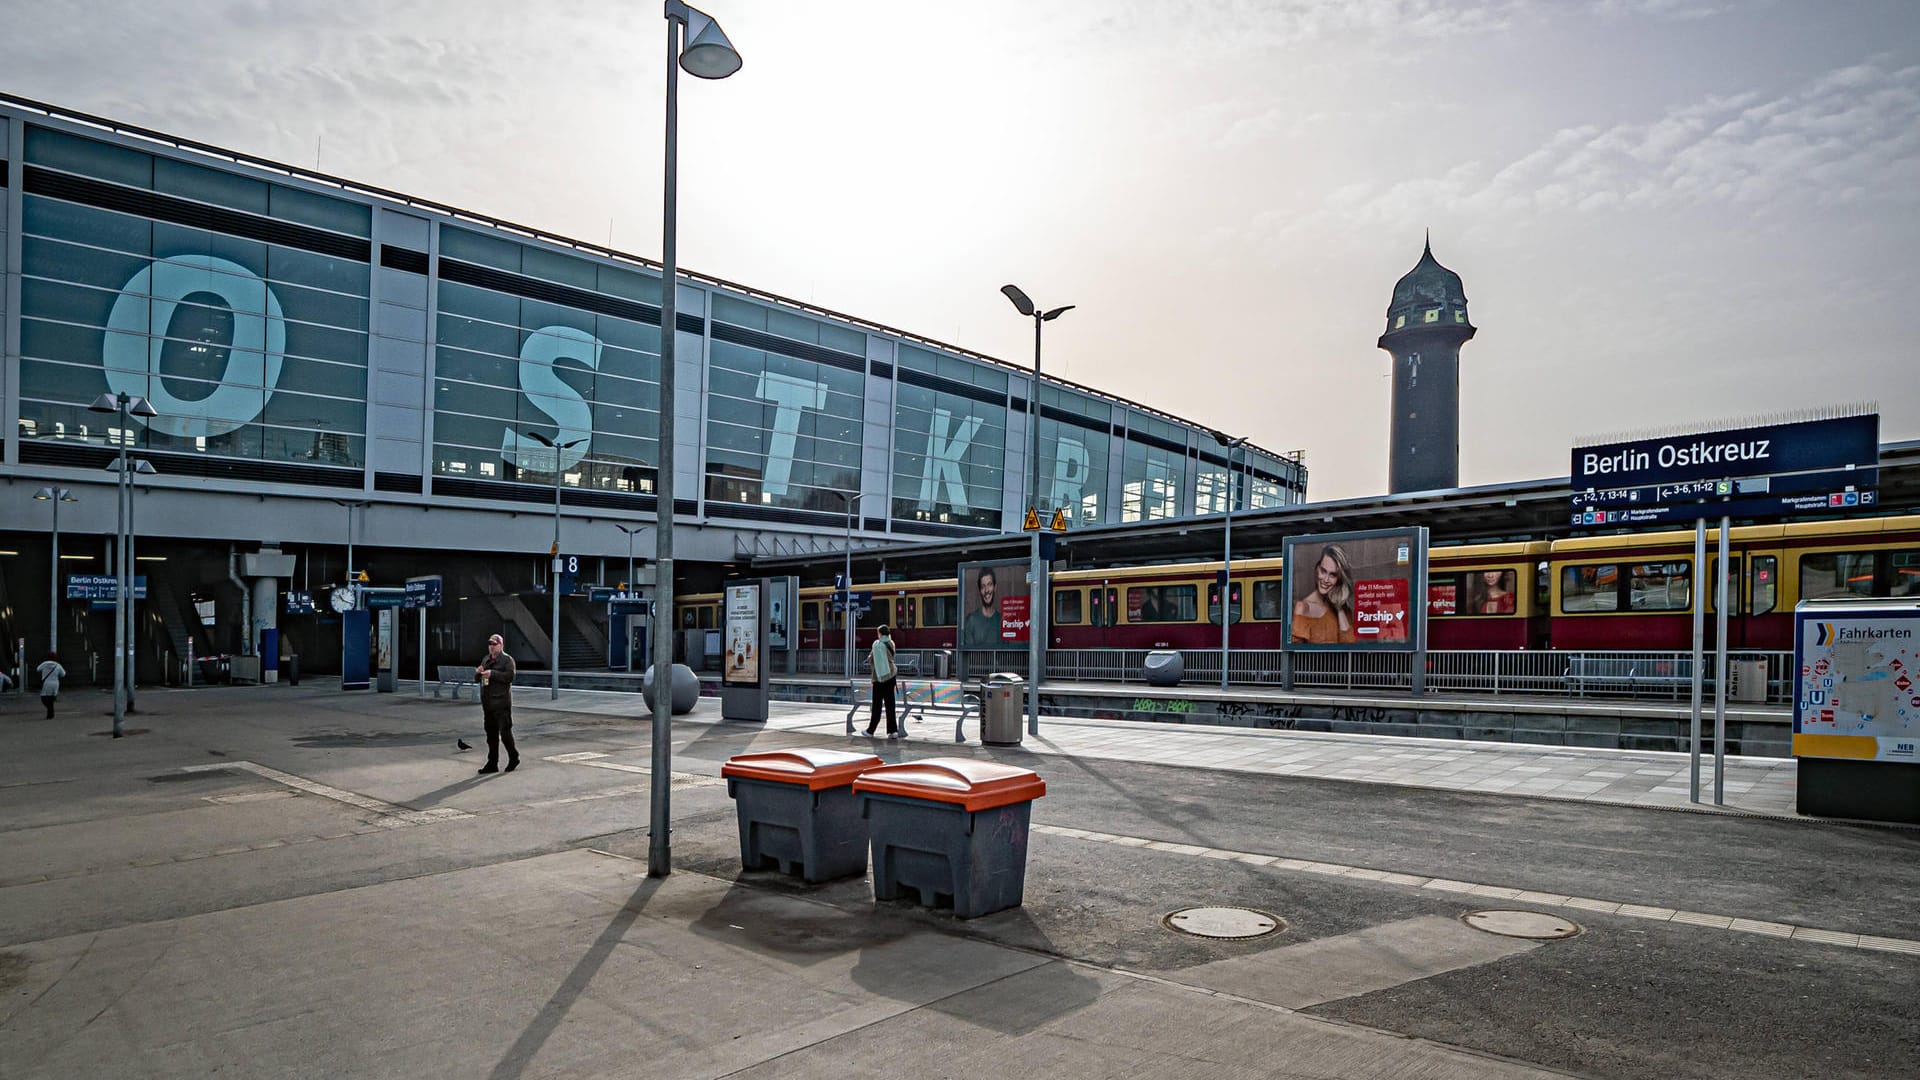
(1087, 585, 1119, 646)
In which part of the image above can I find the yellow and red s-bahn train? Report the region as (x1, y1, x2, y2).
(675, 513, 1920, 656)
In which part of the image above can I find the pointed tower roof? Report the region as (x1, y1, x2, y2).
(1382, 235, 1472, 339)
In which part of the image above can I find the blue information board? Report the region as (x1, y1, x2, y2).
(66, 574, 146, 600)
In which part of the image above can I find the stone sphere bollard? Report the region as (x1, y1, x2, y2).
(642, 663, 701, 714)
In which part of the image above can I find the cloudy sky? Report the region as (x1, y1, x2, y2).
(5, 0, 1915, 500)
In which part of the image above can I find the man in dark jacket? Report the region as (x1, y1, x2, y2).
(475, 634, 518, 774)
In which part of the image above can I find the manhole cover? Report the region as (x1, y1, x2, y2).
(1163, 907, 1283, 939)
(1463, 909, 1581, 939)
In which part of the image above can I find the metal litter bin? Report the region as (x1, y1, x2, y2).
(1730, 658, 1768, 704)
(721, 748, 883, 882)
(1143, 650, 1184, 687)
(980, 672, 1025, 746)
(853, 757, 1047, 918)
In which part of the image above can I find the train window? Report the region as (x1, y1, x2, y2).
(1206, 582, 1242, 625)
(1561, 564, 1619, 612)
(1128, 585, 1196, 623)
(1252, 580, 1286, 620)
(1893, 552, 1920, 597)
(923, 595, 957, 627)
(1054, 589, 1083, 625)
(1536, 562, 1550, 609)
(1800, 552, 1876, 601)
(1628, 563, 1691, 611)
(1467, 570, 1517, 615)
(1751, 556, 1776, 614)
(802, 601, 820, 630)
(1427, 575, 1460, 617)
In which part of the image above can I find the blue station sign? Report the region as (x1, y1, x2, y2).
(1571, 413, 1878, 527)
(404, 575, 443, 609)
(66, 574, 146, 601)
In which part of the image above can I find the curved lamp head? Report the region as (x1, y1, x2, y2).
(1042, 304, 1075, 321)
(678, 6, 742, 80)
(1000, 284, 1035, 317)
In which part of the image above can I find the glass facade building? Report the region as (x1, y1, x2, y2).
(1, 97, 1308, 547)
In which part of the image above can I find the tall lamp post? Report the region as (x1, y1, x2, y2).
(33, 488, 77, 658)
(615, 523, 645, 672)
(525, 431, 588, 701)
(832, 491, 863, 682)
(653, 0, 741, 879)
(331, 498, 369, 685)
(1212, 431, 1249, 690)
(1000, 284, 1072, 737)
(89, 390, 158, 737)
(110, 457, 157, 716)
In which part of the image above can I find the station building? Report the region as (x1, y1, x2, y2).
(0, 95, 1307, 681)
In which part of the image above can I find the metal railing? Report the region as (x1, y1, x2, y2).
(788, 647, 1792, 704)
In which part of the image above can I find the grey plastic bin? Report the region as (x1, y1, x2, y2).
(1143, 650, 1184, 687)
(853, 758, 1047, 918)
(721, 748, 882, 883)
(980, 672, 1025, 745)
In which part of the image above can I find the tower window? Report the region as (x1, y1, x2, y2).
(1454, 310, 1466, 323)
(1423, 308, 1440, 323)
(1394, 315, 1406, 329)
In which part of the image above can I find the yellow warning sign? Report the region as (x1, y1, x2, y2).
(1049, 508, 1069, 533)
(1022, 507, 1042, 532)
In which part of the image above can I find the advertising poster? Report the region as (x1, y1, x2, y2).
(1793, 606, 1920, 762)
(723, 583, 760, 686)
(1282, 528, 1428, 652)
(766, 578, 789, 649)
(958, 559, 1030, 648)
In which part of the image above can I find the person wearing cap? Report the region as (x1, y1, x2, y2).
(864, 624, 900, 739)
(475, 634, 518, 773)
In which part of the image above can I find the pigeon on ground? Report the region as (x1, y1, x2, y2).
(456, 739, 472, 751)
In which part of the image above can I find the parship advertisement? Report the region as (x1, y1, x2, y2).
(1793, 601, 1920, 763)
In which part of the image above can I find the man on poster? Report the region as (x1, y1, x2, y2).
(962, 566, 1002, 647)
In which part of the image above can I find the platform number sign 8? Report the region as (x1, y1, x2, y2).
(557, 554, 584, 596)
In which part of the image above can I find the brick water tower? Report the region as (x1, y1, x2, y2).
(1378, 237, 1475, 493)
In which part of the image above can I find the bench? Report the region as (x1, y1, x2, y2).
(859, 652, 923, 677)
(846, 678, 979, 743)
(434, 664, 478, 700)
(1564, 656, 1693, 697)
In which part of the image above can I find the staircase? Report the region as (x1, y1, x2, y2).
(560, 597, 609, 671)
(467, 565, 552, 669)
(146, 574, 197, 671)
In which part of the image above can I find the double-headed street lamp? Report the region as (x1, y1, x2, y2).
(652, 0, 741, 879)
(1001, 284, 1072, 738)
(832, 491, 863, 682)
(33, 487, 77, 657)
(526, 431, 588, 701)
(89, 390, 158, 737)
(1212, 431, 1249, 690)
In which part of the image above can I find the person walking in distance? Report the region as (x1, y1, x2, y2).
(36, 652, 66, 720)
(475, 634, 518, 773)
(864, 624, 900, 739)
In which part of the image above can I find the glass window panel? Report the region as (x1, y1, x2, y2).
(1054, 589, 1083, 625)
(437, 281, 520, 327)
(267, 245, 369, 297)
(22, 205, 152, 260)
(18, 356, 100, 401)
(151, 222, 269, 281)
(271, 279, 369, 331)
(277, 356, 368, 397)
(26, 127, 153, 187)
(281, 323, 366, 366)
(711, 295, 765, 330)
(1252, 580, 1286, 621)
(264, 388, 365, 433)
(20, 277, 119, 328)
(1627, 563, 1691, 611)
(437, 315, 521, 357)
(597, 263, 660, 305)
(819, 323, 864, 355)
(441, 226, 521, 272)
(155, 157, 269, 214)
(519, 245, 598, 290)
(1561, 564, 1619, 613)
(765, 309, 819, 344)
(1128, 585, 1197, 623)
(270, 184, 371, 236)
(261, 425, 361, 466)
(924, 595, 957, 627)
(1750, 556, 1777, 615)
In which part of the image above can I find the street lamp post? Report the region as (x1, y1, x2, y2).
(89, 390, 157, 737)
(832, 491, 863, 682)
(526, 431, 588, 701)
(33, 488, 77, 658)
(615, 523, 645, 672)
(652, 0, 741, 879)
(331, 498, 369, 686)
(1000, 285, 1072, 737)
(1212, 432, 1249, 691)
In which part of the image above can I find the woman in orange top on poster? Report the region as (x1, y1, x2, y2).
(1292, 544, 1358, 644)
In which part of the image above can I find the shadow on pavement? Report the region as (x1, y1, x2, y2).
(486, 875, 665, 1080)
